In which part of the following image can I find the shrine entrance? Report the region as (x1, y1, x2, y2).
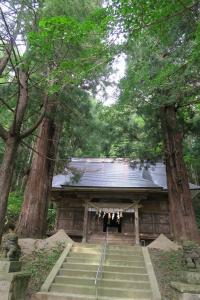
(85, 200, 140, 245)
(103, 213, 122, 233)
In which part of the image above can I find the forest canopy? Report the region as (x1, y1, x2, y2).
(0, 0, 200, 241)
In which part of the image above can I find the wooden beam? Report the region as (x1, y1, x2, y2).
(82, 200, 89, 243)
(135, 204, 140, 245)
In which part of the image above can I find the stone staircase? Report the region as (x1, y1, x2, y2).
(88, 233, 135, 245)
(33, 243, 161, 300)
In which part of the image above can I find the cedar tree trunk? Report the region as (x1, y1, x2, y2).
(161, 105, 199, 242)
(0, 136, 19, 240)
(0, 70, 28, 242)
(16, 105, 59, 238)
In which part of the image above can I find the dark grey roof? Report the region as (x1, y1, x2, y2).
(52, 158, 200, 193)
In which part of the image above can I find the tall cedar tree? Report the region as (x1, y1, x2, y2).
(0, 2, 46, 242)
(16, 1, 111, 237)
(111, 0, 200, 241)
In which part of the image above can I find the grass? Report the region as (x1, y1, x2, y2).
(22, 245, 64, 299)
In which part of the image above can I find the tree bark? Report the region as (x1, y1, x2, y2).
(0, 136, 19, 240)
(161, 104, 199, 242)
(0, 70, 29, 242)
(16, 103, 60, 238)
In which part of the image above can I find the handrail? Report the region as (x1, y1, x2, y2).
(94, 228, 108, 299)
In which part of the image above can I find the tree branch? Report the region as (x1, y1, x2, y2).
(21, 140, 64, 162)
(0, 97, 14, 113)
(11, 70, 28, 135)
(0, 7, 21, 65)
(0, 53, 11, 76)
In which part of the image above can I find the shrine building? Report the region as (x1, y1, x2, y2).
(51, 158, 200, 245)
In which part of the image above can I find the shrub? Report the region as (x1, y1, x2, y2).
(6, 192, 23, 226)
(47, 208, 56, 232)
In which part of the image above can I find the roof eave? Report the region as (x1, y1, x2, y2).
(52, 186, 165, 193)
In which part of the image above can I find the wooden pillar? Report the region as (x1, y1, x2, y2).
(134, 204, 140, 245)
(82, 200, 89, 243)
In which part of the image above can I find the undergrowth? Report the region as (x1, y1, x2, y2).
(22, 245, 64, 299)
(150, 249, 183, 300)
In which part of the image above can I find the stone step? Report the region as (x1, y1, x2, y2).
(54, 276, 151, 289)
(104, 265, 147, 274)
(102, 271, 149, 281)
(105, 254, 144, 261)
(101, 279, 150, 290)
(54, 276, 95, 286)
(89, 233, 134, 239)
(33, 292, 96, 300)
(107, 245, 141, 251)
(77, 243, 101, 249)
(88, 239, 135, 246)
(88, 235, 135, 242)
(61, 263, 147, 274)
(34, 291, 151, 300)
(58, 269, 97, 278)
(59, 268, 149, 280)
(105, 260, 145, 267)
(106, 249, 143, 256)
(99, 287, 152, 299)
(89, 237, 133, 240)
(61, 263, 98, 271)
(100, 297, 151, 300)
(50, 283, 152, 299)
(89, 236, 134, 241)
(63, 258, 145, 268)
(68, 252, 144, 262)
(64, 258, 100, 265)
(68, 252, 101, 259)
(50, 283, 95, 295)
(66, 255, 145, 266)
(71, 247, 101, 255)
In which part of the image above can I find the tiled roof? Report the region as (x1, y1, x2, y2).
(52, 158, 200, 191)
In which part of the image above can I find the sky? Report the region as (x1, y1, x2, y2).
(96, 53, 127, 106)
(97, 0, 127, 106)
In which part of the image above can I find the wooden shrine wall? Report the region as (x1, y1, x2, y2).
(53, 192, 171, 238)
(139, 195, 171, 236)
(55, 198, 85, 236)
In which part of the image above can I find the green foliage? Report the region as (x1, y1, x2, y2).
(108, 0, 200, 176)
(193, 196, 200, 229)
(0, 0, 113, 212)
(55, 97, 163, 162)
(47, 208, 56, 232)
(43, 0, 102, 20)
(6, 192, 23, 225)
(27, 8, 112, 90)
(6, 192, 57, 232)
